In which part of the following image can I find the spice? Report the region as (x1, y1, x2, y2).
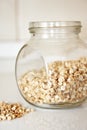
(18, 57, 87, 104)
(0, 102, 34, 121)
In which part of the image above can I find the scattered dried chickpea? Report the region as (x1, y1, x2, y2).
(18, 57, 87, 105)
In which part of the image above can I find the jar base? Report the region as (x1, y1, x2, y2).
(27, 99, 86, 109)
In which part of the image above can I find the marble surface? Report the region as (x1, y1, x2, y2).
(0, 103, 87, 130)
(0, 72, 87, 130)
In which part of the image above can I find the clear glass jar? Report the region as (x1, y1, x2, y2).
(15, 21, 87, 108)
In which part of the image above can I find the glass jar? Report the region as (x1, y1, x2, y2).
(15, 21, 87, 108)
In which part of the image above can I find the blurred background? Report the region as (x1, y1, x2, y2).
(0, 0, 87, 102)
(0, 0, 87, 42)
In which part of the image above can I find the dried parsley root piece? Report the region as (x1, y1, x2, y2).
(0, 101, 34, 121)
(18, 57, 87, 104)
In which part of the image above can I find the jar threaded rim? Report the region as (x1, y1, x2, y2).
(29, 21, 81, 30)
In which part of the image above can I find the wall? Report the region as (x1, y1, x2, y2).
(0, 0, 87, 42)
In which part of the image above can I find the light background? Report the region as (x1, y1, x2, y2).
(0, 2, 87, 130)
(0, 0, 87, 42)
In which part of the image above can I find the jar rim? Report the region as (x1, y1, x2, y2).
(29, 21, 81, 29)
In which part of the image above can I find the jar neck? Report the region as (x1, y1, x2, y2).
(30, 27, 81, 40)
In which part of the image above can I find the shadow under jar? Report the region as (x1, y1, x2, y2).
(15, 21, 87, 109)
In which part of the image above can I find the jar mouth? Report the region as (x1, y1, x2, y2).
(29, 21, 81, 30)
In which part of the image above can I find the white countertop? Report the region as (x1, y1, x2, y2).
(0, 107, 87, 130)
(0, 103, 87, 130)
(0, 42, 87, 130)
(0, 72, 87, 130)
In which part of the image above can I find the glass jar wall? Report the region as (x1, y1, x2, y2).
(15, 21, 87, 108)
